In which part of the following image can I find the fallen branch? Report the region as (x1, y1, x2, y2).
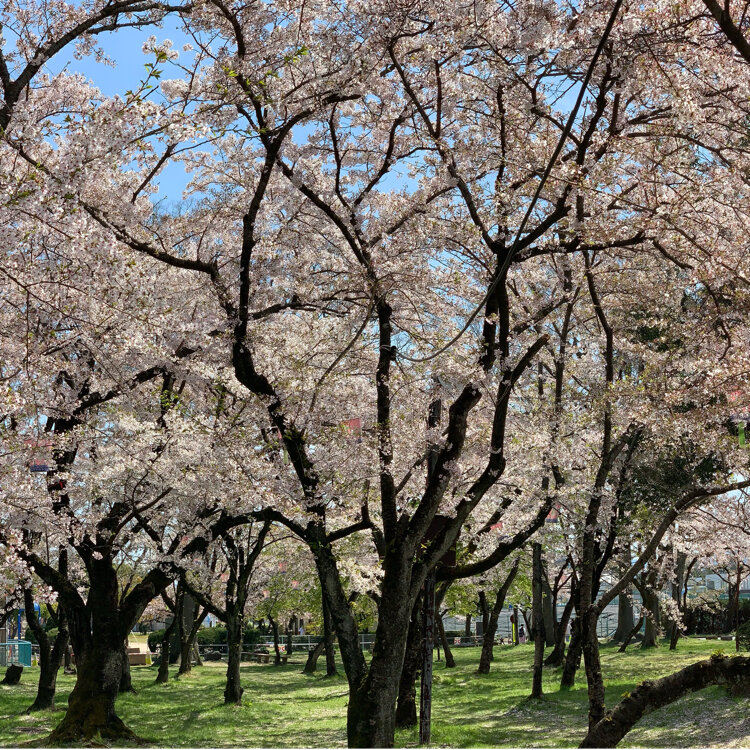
(580, 654, 750, 748)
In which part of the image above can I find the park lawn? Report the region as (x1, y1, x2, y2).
(0, 639, 747, 748)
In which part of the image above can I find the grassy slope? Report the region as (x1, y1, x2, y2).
(0, 640, 748, 747)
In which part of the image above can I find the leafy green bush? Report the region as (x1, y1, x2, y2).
(737, 620, 750, 651)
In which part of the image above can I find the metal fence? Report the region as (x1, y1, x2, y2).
(0, 640, 32, 667)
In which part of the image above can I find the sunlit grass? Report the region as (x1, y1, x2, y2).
(0, 639, 747, 747)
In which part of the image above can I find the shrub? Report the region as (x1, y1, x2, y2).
(737, 620, 750, 652)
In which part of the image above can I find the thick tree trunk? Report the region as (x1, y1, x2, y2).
(347, 602, 412, 749)
(531, 543, 544, 698)
(155, 615, 176, 684)
(464, 614, 471, 637)
(395, 594, 423, 728)
(612, 589, 634, 643)
(342, 553, 419, 749)
(46, 555, 170, 742)
(561, 617, 582, 689)
(48, 642, 135, 742)
(545, 595, 574, 667)
(580, 654, 750, 748)
(303, 641, 326, 673)
(224, 610, 244, 705)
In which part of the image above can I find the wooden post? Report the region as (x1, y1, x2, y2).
(419, 571, 435, 745)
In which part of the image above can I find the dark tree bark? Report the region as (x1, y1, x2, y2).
(612, 588, 634, 643)
(395, 594, 423, 728)
(561, 617, 582, 689)
(668, 552, 687, 651)
(478, 561, 519, 674)
(545, 594, 574, 667)
(155, 611, 178, 684)
(224, 611, 244, 704)
(119, 640, 135, 694)
(464, 614, 471, 637)
(580, 654, 750, 748)
(531, 543, 544, 698)
(640, 582, 660, 649)
(32, 552, 173, 741)
(617, 614, 644, 653)
(322, 597, 338, 677)
(177, 594, 205, 676)
(435, 614, 455, 668)
(1, 664, 23, 685)
(542, 576, 555, 647)
(24, 589, 69, 711)
(303, 641, 326, 673)
(269, 615, 282, 666)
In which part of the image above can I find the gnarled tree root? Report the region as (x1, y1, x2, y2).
(580, 654, 750, 748)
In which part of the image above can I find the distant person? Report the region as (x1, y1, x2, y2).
(518, 624, 526, 643)
(298, 624, 305, 636)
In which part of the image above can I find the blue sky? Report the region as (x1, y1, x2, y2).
(44, 14, 194, 203)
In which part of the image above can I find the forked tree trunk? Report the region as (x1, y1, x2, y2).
(580, 654, 750, 748)
(478, 562, 519, 674)
(545, 596, 574, 667)
(224, 610, 244, 704)
(45, 555, 171, 742)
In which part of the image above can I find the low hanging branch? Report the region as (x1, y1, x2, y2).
(580, 654, 750, 748)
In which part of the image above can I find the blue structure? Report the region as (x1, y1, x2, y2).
(0, 640, 33, 667)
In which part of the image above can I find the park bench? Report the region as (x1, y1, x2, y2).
(127, 646, 153, 666)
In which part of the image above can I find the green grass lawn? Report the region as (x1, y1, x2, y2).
(0, 640, 748, 747)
